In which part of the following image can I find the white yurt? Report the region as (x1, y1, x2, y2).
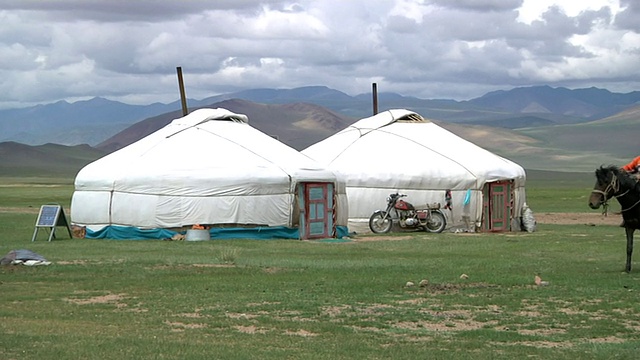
(302, 109, 527, 233)
(71, 108, 348, 240)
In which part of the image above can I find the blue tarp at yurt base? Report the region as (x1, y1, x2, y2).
(84, 224, 350, 240)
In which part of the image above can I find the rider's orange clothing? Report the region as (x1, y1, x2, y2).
(622, 156, 640, 173)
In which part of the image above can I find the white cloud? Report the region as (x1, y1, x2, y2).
(518, 0, 619, 23)
(0, 0, 636, 109)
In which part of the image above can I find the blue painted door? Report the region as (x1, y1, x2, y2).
(300, 182, 334, 239)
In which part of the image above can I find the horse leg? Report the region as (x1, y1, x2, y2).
(625, 227, 634, 273)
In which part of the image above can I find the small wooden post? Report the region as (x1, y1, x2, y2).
(372, 82, 378, 115)
(176, 66, 188, 116)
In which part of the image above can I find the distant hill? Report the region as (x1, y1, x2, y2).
(587, 104, 640, 126)
(0, 97, 180, 146)
(1, 102, 639, 175)
(97, 99, 354, 152)
(468, 86, 640, 120)
(0, 142, 106, 178)
(456, 115, 555, 129)
(95, 109, 184, 154)
(97, 99, 640, 172)
(1, 85, 640, 174)
(3, 85, 640, 147)
(199, 86, 355, 105)
(515, 104, 640, 160)
(436, 120, 629, 172)
(436, 104, 640, 171)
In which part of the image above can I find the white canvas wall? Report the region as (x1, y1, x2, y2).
(302, 109, 526, 231)
(72, 108, 347, 231)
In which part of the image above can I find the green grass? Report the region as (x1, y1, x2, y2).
(525, 185, 597, 213)
(524, 170, 612, 213)
(2, 174, 640, 359)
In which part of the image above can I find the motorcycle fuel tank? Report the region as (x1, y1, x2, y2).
(394, 199, 415, 211)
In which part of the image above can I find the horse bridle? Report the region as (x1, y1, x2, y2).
(592, 172, 639, 213)
(592, 174, 621, 198)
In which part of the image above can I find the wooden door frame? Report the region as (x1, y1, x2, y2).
(298, 182, 335, 239)
(481, 180, 514, 232)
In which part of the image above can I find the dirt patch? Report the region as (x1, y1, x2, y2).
(409, 282, 497, 295)
(226, 312, 260, 320)
(0, 206, 40, 214)
(165, 321, 207, 331)
(57, 260, 89, 265)
(179, 312, 205, 318)
(321, 305, 350, 317)
(284, 329, 318, 337)
(0, 184, 63, 187)
(192, 264, 235, 268)
(534, 212, 620, 226)
(234, 325, 268, 334)
(354, 235, 415, 242)
(393, 317, 498, 332)
(65, 293, 126, 305)
(64, 292, 147, 312)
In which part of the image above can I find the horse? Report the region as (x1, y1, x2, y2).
(589, 165, 640, 273)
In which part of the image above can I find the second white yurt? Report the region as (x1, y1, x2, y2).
(302, 109, 526, 233)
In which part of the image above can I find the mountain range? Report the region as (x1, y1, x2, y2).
(1, 85, 639, 174)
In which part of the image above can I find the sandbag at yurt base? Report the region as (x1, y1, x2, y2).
(71, 108, 348, 240)
(302, 109, 527, 233)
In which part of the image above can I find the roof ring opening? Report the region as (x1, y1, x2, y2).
(396, 113, 428, 123)
(204, 115, 248, 123)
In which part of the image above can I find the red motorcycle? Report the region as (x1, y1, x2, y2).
(369, 193, 446, 233)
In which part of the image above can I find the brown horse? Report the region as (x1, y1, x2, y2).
(589, 165, 640, 273)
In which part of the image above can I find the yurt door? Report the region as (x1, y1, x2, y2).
(482, 180, 513, 232)
(299, 182, 334, 239)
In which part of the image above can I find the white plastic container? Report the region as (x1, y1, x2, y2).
(185, 229, 211, 241)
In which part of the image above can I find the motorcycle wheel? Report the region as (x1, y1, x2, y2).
(425, 211, 446, 233)
(369, 211, 393, 233)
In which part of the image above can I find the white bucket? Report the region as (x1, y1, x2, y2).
(185, 229, 211, 241)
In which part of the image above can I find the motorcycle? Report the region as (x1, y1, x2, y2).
(369, 193, 447, 234)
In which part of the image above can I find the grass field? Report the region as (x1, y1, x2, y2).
(2, 173, 640, 359)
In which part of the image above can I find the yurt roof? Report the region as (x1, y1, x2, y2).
(75, 108, 337, 195)
(302, 109, 525, 190)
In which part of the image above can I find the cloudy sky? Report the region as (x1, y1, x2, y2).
(0, 0, 638, 109)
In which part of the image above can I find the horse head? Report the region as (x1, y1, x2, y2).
(589, 165, 622, 209)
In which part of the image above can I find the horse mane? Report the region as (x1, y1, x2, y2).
(597, 165, 640, 192)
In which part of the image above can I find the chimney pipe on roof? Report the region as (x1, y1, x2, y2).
(176, 66, 189, 116)
(372, 82, 378, 115)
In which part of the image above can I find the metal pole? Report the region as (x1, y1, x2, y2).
(372, 82, 378, 115)
(176, 66, 188, 116)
